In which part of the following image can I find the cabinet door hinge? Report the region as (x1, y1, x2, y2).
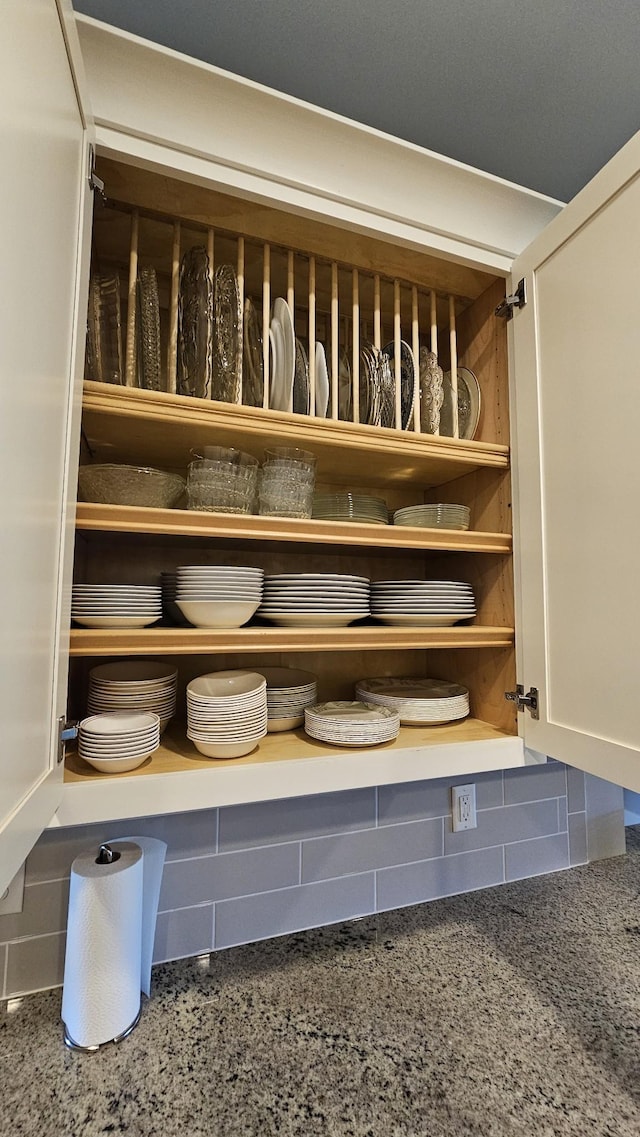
(88, 145, 107, 204)
(495, 278, 526, 320)
(505, 685, 539, 719)
(58, 717, 78, 765)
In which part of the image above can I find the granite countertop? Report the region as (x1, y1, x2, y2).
(3, 830, 640, 1137)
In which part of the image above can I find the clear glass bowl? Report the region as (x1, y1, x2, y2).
(78, 464, 186, 508)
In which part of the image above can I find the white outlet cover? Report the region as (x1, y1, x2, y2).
(451, 783, 477, 832)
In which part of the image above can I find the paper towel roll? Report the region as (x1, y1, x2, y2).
(61, 836, 167, 1051)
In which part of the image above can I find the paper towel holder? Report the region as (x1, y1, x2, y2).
(64, 1007, 142, 1053)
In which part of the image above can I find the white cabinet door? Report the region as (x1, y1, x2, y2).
(0, 1, 92, 892)
(511, 129, 640, 790)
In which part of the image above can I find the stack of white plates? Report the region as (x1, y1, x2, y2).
(78, 711, 160, 773)
(312, 494, 389, 525)
(87, 660, 178, 733)
(355, 677, 470, 725)
(175, 566, 264, 628)
(304, 701, 400, 746)
(256, 666, 318, 732)
(393, 504, 471, 530)
(370, 580, 476, 626)
(186, 670, 267, 758)
(71, 584, 162, 628)
(259, 573, 370, 627)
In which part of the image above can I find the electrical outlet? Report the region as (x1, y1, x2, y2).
(451, 783, 477, 832)
(0, 863, 26, 915)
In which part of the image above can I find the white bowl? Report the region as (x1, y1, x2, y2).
(187, 671, 267, 700)
(192, 738, 261, 759)
(80, 752, 154, 773)
(267, 715, 305, 732)
(176, 599, 259, 628)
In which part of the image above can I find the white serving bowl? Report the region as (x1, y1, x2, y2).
(176, 600, 259, 628)
(267, 715, 305, 732)
(187, 671, 267, 700)
(191, 738, 261, 759)
(81, 752, 154, 773)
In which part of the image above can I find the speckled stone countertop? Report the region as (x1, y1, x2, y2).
(3, 831, 640, 1137)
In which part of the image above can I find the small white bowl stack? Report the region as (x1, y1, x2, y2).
(87, 660, 178, 733)
(186, 670, 268, 758)
(175, 566, 264, 628)
(71, 584, 162, 628)
(256, 666, 318, 732)
(355, 677, 470, 725)
(258, 573, 370, 627)
(304, 700, 400, 746)
(393, 503, 471, 530)
(78, 711, 161, 773)
(370, 579, 476, 626)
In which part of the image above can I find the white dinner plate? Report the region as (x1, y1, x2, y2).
(315, 342, 330, 417)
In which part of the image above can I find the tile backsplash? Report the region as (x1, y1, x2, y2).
(0, 763, 624, 998)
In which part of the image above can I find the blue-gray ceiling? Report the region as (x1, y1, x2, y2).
(73, 0, 640, 203)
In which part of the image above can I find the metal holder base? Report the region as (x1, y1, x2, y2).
(63, 1006, 141, 1053)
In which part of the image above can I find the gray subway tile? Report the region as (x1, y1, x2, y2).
(503, 763, 567, 806)
(0, 879, 70, 943)
(5, 932, 66, 997)
(444, 798, 560, 856)
(585, 774, 626, 861)
(569, 812, 588, 866)
(26, 810, 218, 884)
(218, 789, 376, 851)
(566, 765, 586, 813)
(214, 874, 375, 950)
(377, 846, 504, 911)
(504, 833, 570, 882)
(558, 796, 568, 833)
(302, 819, 443, 883)
(159, 843, 300, 910)
(378, 772, 502, 826)
(153, 904, 214, 964)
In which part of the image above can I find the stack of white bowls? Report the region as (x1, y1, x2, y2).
(304, 700, 400, 746)
(355, 677, 470, 725)
(370, 579, 476, 626)
(71, 584, 162, 628)
(393, 504, 471, 530)
(78, 711, 160, 773)
(186, 670, 268, 758)
(258, 573, 370, 627)
(175, 565, 264, 628)
(87, 660, 178, 733)
(256, 666, 318, 732)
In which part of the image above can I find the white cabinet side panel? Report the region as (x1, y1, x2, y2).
(0, 0, 88, 889)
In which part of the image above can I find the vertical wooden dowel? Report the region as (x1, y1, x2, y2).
(352, 269, 360, 424)
(430, 290, 438, 358)
(262, 243, 270, 411)
(287, 251, 295, 412)
(167, 219, 180, 394)
(236, 236, 245, 405)
(449, 295, 459, 439)
(207, 229, 215, 400)
(331, 262, 339, 420)
(411, 286, 421, 433)
(394, 279, 402, 429)
(308, 256, 316, 417)
(125, 210, 139, 387)
(373, 275, 381, 350)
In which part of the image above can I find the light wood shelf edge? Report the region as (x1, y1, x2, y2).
(75, 503, 513, 554)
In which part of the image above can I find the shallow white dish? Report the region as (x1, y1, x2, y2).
(177, 599, 259, 628)
(315, 342, 329, 417)
(90, 661, 177, 684)
(72, 615, 162, 628)
(260, 612, 366, 627)
(80, 752, 153, 773)
(191, 738, 262, 759)
(373, 614, 473, 626)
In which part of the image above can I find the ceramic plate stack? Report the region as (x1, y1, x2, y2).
(186, 670, 267, 758)
(87, 660, 178, 733)
(355, 677, 470, 725)
(393, 504, 471, 531)
(175, 566, 264, 628)
(256, 666, 318, 732)
(304, 701, 400, 747)
(71, 584, 162, 628)
(312, 493, 389, 525)
(370, 580, 476, 626)
(78, 711, 161, 773)
(259, 573, 370, 627)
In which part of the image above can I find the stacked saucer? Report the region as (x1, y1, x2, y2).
(370, 580, 476, 626)
(355, 677, 470, 725)
(71, 584, 162, 628)
(259, 573, 370, 627)
(256, 666, 318, 732)
(304, 701, 400, 746)
(186, 670, 267, 758)
(160, 572, 191, 626)
(393, 504, 471, 530)
(87, 660, 178, 733)
(78, 711, 160, 773)
(175, 565, 264, 628)
(312, 493, 389, 525)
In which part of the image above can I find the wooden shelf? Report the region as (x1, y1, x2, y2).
(75, 503, 512, 554)
(57, 719, 528, 825)
(81, 382, 510, 488)
(68, 624, 515, 656)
